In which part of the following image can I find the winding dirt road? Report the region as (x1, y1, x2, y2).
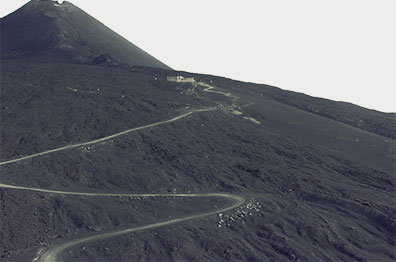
(0, 183, 244, 262)
(0, 81, 246, 262)
(0, 108, 215, 166)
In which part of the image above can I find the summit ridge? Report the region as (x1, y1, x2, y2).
(1, 0, 170, 68)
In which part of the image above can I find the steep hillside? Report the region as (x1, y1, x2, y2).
(0, 0, 170, 69)
(1, 1, 395, 261)
(1, 60, 395, 261)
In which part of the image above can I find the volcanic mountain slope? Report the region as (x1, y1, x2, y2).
(1, 1, 396, 262)
(1, 60, 395, 261)
(0, 0, 170, 69)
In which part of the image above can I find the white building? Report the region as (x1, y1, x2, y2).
(167, 76, 195, 83)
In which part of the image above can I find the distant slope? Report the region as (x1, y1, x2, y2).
(256, 87, 396, 140)
(0, 0, 170, 69)
(167, 70, 395, 140)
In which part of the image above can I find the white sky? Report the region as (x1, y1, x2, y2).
(2, 0, 395, 112)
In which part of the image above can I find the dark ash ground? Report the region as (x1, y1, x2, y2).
(1, 61, 395, 261)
